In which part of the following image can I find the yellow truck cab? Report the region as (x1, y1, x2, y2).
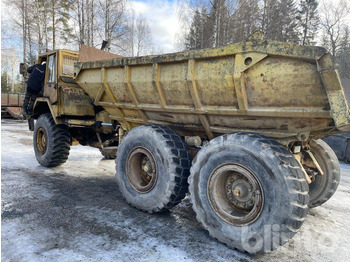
(32, 49, 95, 123)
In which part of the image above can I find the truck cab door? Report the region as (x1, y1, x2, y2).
(43, 53, 58, 103)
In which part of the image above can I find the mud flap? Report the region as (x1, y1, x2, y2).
(28, 118, 35, 131)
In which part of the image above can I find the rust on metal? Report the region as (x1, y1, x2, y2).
(152, 63, 167, 108)
(207, 164, 264, 225)
(70, 38, 348, 141)
(305, 150, 324, 176)
(294, 153, 312, 184)
(78, 45, 122, 63)
(317, 53, 350, 132)
(126, 147, 158, 193)
(1, 93, 26, 119)
(187, 59, 214, 139)
(124, 66, 149, 122)
(59, 86, 94, 117)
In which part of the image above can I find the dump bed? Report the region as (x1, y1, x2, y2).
(1, 93, 25, 107)
(74, 38, 350, 141)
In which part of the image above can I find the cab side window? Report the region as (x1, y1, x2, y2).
(47, 54, 56, 83)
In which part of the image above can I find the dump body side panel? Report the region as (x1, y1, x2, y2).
(1, 93, 25, 119)
(1, 93, 24, 107)
(74, 40, 349, 140)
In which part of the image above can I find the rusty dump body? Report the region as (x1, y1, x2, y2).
(1, 93, 25, 119)
(74, 38, 350, 143)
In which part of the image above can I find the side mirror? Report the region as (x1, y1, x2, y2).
(19, 63, 27, 75)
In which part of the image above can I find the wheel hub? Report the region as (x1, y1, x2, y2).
(36, 127, 48, 155)
(226, 175, 255, 211)
(126, 147, 157, 193)
(141, 156, 154, 182)
(207, 164, 264, 225)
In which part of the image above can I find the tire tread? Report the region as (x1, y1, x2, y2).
(117, 124, 191, 213)
(34, 113, 70, 167)
(308, 139, 340, 208)
(188, 132, 309, 253)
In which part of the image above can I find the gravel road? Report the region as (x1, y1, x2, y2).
(2, 119, 350, 262)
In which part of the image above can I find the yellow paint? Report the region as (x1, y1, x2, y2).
(69, 39, 349, 141)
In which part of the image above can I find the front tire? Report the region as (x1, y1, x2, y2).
(116, 125, 191, 213)
(33, 113, 71, 167)
(189, 133, 309, 253)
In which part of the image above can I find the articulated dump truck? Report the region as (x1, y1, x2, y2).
(22, 33, 349, 253)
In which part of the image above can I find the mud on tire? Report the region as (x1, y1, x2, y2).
(116, 125, 191, 213)
(188, 132, 309, 253)
(33, 113, 71, 167)
(307, 139, 340, 208)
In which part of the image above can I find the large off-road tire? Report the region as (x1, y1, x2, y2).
(100, 148, 117, 159)
(116, 125, 192, 213)
(189, 133, 309, 253)
(33, 113, 71, 167)
(307, 139, 340, 208)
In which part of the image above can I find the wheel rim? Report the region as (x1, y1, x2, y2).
(36, 127, 48, 155)
(126, 147, 157, 193)
(207, 164, 264, 225)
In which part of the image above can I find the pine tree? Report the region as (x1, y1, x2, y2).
(261, 0, 280, 41)
(1, 72, 11, 93)
(337, 27, 350, 78)
(184, 6, 213, 50)
(47, 0, 73, 49)
(202, 6, 214, 49)
(33, 0, 50, 53)
(185, 9, 203, 50)
(209, 0, 230, 47)
(260, 0, 300, 43)
(297, 0, 319, 45)
(230, 0, 260, 43)
(279, 0, 300, 43)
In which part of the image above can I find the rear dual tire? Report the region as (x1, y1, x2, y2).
(189, 133, 309, 253)
(307, 139, 340, 208)
(115, 126, 336, 252)
(116, 125, 191, 213)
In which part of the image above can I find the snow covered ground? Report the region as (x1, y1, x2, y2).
(2, 119, 350, 262)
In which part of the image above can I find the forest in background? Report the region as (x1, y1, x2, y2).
(1, 0, 349, 93)
(179, 0, 349, 79)
(2, 0, 154, 92)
